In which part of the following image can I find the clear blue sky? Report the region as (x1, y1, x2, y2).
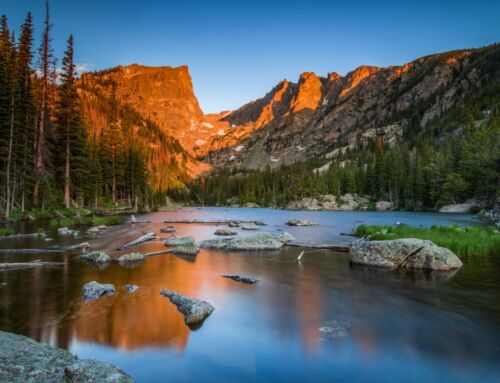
(3, 0, 500, 113)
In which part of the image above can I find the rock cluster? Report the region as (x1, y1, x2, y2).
(80, 251, 111, 265)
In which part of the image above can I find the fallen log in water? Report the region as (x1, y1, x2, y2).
(0, 261, 64, 271)
(0, 233, 46, 240)
(141, 249, 174, 257)
(284, 243, 349, 252)
(118, 232, 156, 250)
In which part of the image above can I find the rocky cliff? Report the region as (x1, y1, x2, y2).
(206, 44, 500, 170)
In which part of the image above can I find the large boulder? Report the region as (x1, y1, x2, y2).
(160, 290, 214, 327)
(171, 243, 200, 256)
(376, 201, 394, 211)
(349, 238, 463, 270)
(0, 331, 132, 382)
(82, 281, 116, 302)
(200, 232, 283, 251)
(439, 203, 475, 213)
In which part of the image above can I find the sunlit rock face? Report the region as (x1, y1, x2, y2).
(207, 45, 500, 170)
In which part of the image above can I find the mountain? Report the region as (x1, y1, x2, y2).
(204, 44, 500, 170)
(76, 45, 499, 195)
(78, 65, 215, 192)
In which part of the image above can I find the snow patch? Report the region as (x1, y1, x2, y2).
(195, 139, 207, 146)
(202, 122, 214, 129)
(296, 145, 305, 151)
(217, 129, 225, 136)
(234, 145, 244, 152)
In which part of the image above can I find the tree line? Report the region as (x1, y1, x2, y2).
(0, 3, 150, 218)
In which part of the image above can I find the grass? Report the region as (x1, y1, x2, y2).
(48, 215, 127, 228)
(353, 224, 500, 258)
(0, 228, 15, 236)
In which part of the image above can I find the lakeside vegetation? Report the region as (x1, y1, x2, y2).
(353, 224, 500, 257)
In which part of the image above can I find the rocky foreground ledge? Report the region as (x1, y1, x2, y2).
(0, 331, 132, 382)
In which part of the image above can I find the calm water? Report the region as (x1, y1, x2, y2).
(1, 208, 499, 382)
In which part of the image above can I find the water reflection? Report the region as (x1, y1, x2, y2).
(0, 208, 499, 382)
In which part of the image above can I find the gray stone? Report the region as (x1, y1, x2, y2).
(82, 281, 116, 302)
(164, 236, 196, 247)
(200, 232, 283, 251)
(116, 252, 145, 264)
(376, 201, 394, 211)
(228, 221, 240, 227)
(0, 331, 132, 382)
(160, 290, 214, 327)
(214, 228, 237, 236)
(80, 251, 111, 264)
(171, 243, 200, 256)
(241, 224, 258, 230)
(160, 226, 176, 233)
(70, 242, 90, 251)
(254, 220, 267, 226)
(439, 203, 475, 213)
(349, 238, 463, 270)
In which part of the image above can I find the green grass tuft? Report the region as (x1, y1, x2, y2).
(0, 228, 15, 236)
(353, 224, 500, 258)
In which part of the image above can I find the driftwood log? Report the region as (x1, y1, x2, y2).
(118, 232, 156, 250)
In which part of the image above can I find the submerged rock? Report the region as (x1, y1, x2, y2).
(87, 225, 107, 234)
(222, 275, 259, 284)
(160, 289, 214, 327)
(82, 281, 116, 302)
(349, 238, 463, 270)
(0, 331, 132, 382)
(80, 251, 111, 264)
(214, 228, 237, 236)
(124, 284, 139, 293)
(165, 236, 196, 246)
(275, 232, 296, 243)
(116, 252, 145, 264)
(200, 232, 283, 251)
(286, 219, 318, 226)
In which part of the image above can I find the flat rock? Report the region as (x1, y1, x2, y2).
(80, 251, 111, 264)
(241, 225, 258, 230)
(214, 228, 237, 236)
(349, 238, 463, 270)
(222, 275, 259, 284)
(82, 281, 116, 302)
(200, 232, 283, 251)
(116, 252, 145, 263)
(160, 289, 214, 327)
(0, 331, 132, 382)
(165, 236, 196, 246)
(286, 219, 318, 226)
